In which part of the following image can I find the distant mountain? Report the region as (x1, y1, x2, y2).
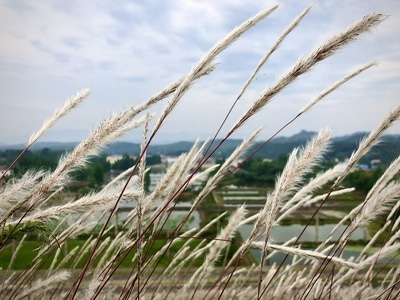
(272, 130, 318, 143)
(1, 131, 399, 166)
(0, 142, 78, 151)
(104, 139, 244, 157)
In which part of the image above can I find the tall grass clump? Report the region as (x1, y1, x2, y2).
(1, 4, 399, 300)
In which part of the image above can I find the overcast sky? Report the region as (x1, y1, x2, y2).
(1, 0, 399, 145)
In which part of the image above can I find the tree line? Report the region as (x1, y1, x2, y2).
(0, 149, 161, 193)
(0, 149, 389, 194)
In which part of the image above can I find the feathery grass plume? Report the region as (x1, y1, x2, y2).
(236, 5, 312, 102)
(229, 13, 385, 133)
(152, 5, 278, 136)
(277, 187, 355, 224)
(242, 129, 331, 254)
(14, 270, 70, 300)
(71, 238, 97, 269)
(278, 163, 347, 216)
(201, 5, 310, 158)
(1, 4, 396, 299)
(146, 140, 203, 212)
(190, 127, 263, 215)
(0, 170, 46, 221)
(154, 241, 209, 299)
(233, 61, 377, 172)
(334, 105, 400, 188)
(0, 89, 90, 182)
(56, 245, 79, 269)
(216, 127, 331, 298)
(168, 127, 261, 253)
(254, 129, 331, 297)
(1, 113, 148, 233)
(252, 243, 357, 269)
(298, 62, 376, 115)
(94, 232, 124, 275)
(228, 265, 258, 299)
(7, 234, 27, 271)
(119, 153, 187, 233)
(387, 195, 400, 223)
(184, 205, 246, 297)
(330, 153, 400, 246)
(125, 60, 216, 120)
(35, 212, 99, 257)
(120, 229, 199, 298)
(331, 242, 400, 294)
(295, 107, 400, 299)
(143, 141, 204, 234)
(187, 164, 220, 188)
(355, 220, 391, 263)
(53, 113, 148, 179)
(128, 113, 151, 299)
(103, 166, 139, 190)
(367, 154, 400, 201)
(339, 181, 400, 248)
(28, 88, 90, 146)
(156, 212, 228, 281)
(48, 246, 61, 272)
(11, 185, 142, 224)
(242, 188, 355, 230)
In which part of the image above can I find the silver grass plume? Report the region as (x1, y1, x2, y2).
(3, 113, 148, 224)
(0, 170, 47, 220)
(251, 243, 357, 269)
(277, 187, 355, 224)
(366, 154, 400, 201)
(236, 5, 312, 102)
(340, 181, 400, 247)
(230, 13, 385, 132)
(10, 185, 142, 224)
(184, 205, 246, 295)
(334, 105, 400, 187)
(152, 5, 278, 134)
(243, 129, 331, 253)
(14, 270, 70, 300)
(28, 88, 90, 146)
(280, 163, 347, 212)
(192, 127, 263, 211)
(160, 213, 228, 276)
(298, 62, 376, 115)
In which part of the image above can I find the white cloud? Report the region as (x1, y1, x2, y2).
(0, 0, 399, 144)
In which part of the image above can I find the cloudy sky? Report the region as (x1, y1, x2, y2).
(1, 0, 399, 145)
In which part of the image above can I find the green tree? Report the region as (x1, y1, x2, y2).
(113, 154, 136, 170)
(344, 168, 383, 193)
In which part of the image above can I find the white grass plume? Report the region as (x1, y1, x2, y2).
(299, 62, 376, 115)
(184, 205, 246, 295)
(242, 129, 331, 253)
(340, 181, 400, 246)
(0, 170, 47, 221)
(11, 185, 142, 224)
(251, 243, 357, 269)
(280, 163, 347, 212)
(334, 105, 400, 188)
(14, 270, 70, 300)
(192, 127, 263, 211)
(152, 5, 278, 136)
(7, 234, 27, 271)
(235, 5, 312, 102)
(3, 113, 148, 225)
(28, 88, 90, 146)
(230, 13, 385, 132)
